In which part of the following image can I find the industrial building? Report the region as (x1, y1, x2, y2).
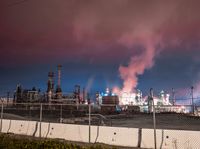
(13, 65, 91, 105)
(14, 84, 40, 103)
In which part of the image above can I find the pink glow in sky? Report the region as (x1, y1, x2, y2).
(0, 0, 200, 94)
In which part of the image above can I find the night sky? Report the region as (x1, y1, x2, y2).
(0, 0, 200, 100)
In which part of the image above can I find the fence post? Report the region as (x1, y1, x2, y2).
(39, 103, 42, 138)
(0, 102, 3, 132)
(89, 104, 91, 144)
(150, 88, 157, 149)
(60, 104, 63, 123)
(191, 86, 194, 115)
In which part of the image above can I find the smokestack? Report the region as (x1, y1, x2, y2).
(56, 64, 62, 99)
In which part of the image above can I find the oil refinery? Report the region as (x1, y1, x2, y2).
(0, 65, 195, 116)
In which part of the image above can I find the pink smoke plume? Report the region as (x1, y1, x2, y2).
(113, 31, 162, 94)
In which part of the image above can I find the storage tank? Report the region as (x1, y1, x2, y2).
(102, 95, 119, 105)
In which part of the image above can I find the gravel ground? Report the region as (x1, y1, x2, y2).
(109, 113, 200, 130)
(2, 109, 200, 131)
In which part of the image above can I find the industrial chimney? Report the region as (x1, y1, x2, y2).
(56, 64, 62, 99)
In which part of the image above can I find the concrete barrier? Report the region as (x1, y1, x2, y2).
(1, 119, 200, 149)
(93, 126, 138, 147)
(2, 119, 37, 136)
(8, 120, 29, 135)
(141, 129, 200, 149)
(1, 119, 11, 133)
(163, 129, 200, 149)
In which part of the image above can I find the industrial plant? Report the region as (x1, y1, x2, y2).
(0, 65, 196, 116)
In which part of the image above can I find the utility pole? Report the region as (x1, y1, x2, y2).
(172, 88, 175, 106)
(150, 88, 157, 149)
(191, 86, 194, 115)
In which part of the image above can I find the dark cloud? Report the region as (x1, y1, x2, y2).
(0, 0, 200, 95)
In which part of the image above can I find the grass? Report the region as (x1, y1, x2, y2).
(0, 133, 119, 149)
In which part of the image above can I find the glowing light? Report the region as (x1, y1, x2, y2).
(111, 93, 115, 96)
(112, 87, 172, 106)
(106, 88, 110, 94)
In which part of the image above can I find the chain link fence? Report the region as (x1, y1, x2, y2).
(0, 101, 200, 148)
(1, 102, 200, 129)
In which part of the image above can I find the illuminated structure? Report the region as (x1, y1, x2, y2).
(102, 88, 172, 107)
(118, 91, 143, 105)
(47, 71, 54, 101)
(159, 90, 171, 105)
